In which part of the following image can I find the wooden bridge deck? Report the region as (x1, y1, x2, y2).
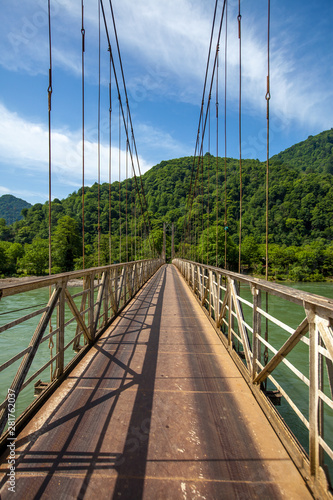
(0, 264, 312, 499)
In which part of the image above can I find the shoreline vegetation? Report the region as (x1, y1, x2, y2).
(0, 130, 332, 282)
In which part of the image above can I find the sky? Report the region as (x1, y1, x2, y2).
(0, 0, 332, 205)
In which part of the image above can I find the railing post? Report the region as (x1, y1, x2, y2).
(252, 285, 261, 381)
(88, 273, 95, 339)
(228, 278, 233, 348)
(307, 306, 320, 479)
(209, 270, 213, 317)
(55, 283, 65, 378)
(104, 269, 109, 326)
(216, 273, 222, 327)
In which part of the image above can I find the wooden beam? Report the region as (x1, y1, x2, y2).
(253, 317, 309, 385)
(317, 319, 333, 362)
(217, 286, 229, 329)
(65, 289, 93, 343)
(93, 272, 107, 333)
(230, 280, 253, 374)
(307, 307, 320, 477)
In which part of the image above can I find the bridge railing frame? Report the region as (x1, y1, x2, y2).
(0, 258, 163, 441)
(173, 258, 333, 499)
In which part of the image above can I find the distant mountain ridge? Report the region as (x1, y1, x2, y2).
(0, 194, 32, 225)
(271, 128, 333, 174)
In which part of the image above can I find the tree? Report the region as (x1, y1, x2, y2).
(18, 238, 49, 276)
(53, 216, 82, 272)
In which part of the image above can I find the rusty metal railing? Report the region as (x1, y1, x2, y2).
(173, 258, 333, 499)
(0, 259, 163, 438)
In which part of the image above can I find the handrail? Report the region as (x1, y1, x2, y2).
(0, 259, 163, 437)
(173, 258, 333, 499)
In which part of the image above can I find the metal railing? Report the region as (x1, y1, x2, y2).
(0, 259, 163, 438)
(173, 258, 333, 498)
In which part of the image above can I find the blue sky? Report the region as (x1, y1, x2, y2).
(0, 0, 332, 205)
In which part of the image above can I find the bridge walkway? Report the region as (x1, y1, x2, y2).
(0, 264, 312, 499)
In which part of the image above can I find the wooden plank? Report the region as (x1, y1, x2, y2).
(253, 317, 308, 385)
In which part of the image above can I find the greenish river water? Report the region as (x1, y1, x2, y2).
(0, 281, 332, 480)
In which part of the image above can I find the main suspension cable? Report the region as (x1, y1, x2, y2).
(184, 0, 227, 256)
(100, 0, 156, 257)
(106, 0, 156, 256)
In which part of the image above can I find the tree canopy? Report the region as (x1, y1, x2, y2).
(0, 129, 332, 281)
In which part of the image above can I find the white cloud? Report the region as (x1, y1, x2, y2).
(0, 102, 152, 189)
(0, 0, 332, 137)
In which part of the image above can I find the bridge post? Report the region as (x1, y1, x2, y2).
(171, 223, 174, 260)
(251, 285, 261, 380)
(307, 306, 320, 478)
(162, 222, 166, 262)
(55, 283, 65, 378)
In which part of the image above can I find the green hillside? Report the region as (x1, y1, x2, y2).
(0, 129, 332, 280)
(0, 194, 32, 225)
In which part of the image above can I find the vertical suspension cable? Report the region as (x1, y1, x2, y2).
(47, 0, 54, 379)
(97, 0, 101, 267)
(266, 0, 271, 281)
(81, 0, 85, 269)
(207, 99, 211, 265)
(47, 0, 53, 276)
(264, 0, 271, 374)
(216, 44, 219, 268)
(125, 107, 129, 262)
(108, 47, 112, 264)
(224, 0, 228, 270)
(201, 155, 204, 264)
(237, 0, 242, 274)
(118, 95, 122, 262)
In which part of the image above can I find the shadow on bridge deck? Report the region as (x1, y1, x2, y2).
(0, 264, 312, 499)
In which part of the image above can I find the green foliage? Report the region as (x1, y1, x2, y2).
(0, 129, 332, 280)
(0, 241, 24, 276)
(53, 216, 82, 272)
(18, 238, 49, 276)
(0, 194, 32, 225)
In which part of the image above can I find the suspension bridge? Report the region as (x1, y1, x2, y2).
(0, 1, 332, 499)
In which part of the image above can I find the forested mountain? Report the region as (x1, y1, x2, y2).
(0, 194, 31, 225)
(0, 129, 332, 281)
